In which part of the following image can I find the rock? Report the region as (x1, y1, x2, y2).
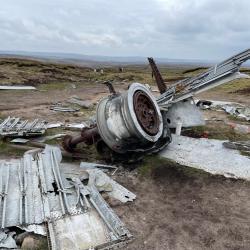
(21, 235, 48, 250)
(16, 232, 30, 245)
(21, 235, 37, 249)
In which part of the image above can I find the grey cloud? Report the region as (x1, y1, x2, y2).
(0, 0, 249, 60)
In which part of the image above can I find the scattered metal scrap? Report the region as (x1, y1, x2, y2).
(50, 105, 80, 112)
(86, 168, 136, 203)
(196, 99, 250, 121)
(10, 138, 30, 144)
(223, 140, 250, 152)
(46, 122, 64, 129)
(64, 122, 87, 130)
(80, 162, 117, 170)
(0, 146, 134, 249)
(32, 133, 66, 143)
(223, 106, 250, 121)
(46, 122, 88, 131)
(0, 117, 46, 137)
(0, 230, 17, 249)
(0, 85, 36, 90)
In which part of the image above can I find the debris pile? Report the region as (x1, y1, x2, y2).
(0, 85, 36, 90)
(223, 140, 250, 153)
(0, 145, 135, 249)
(196, 99, 250, 121)
(0, 117, 46, 137)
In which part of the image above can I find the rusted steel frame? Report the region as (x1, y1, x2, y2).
(62, 126, 100, 152)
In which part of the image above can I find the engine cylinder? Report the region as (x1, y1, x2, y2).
(96, 83, 163, 153)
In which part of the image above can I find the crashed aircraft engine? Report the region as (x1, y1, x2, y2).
(96, 83, 167, 152)
(63, 82, 171, 159)
(63, 48, 250, 160)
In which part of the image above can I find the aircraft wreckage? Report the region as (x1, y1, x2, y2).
(62, 49, 250, 161)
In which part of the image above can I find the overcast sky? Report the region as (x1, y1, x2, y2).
(0, 0, 249, 60)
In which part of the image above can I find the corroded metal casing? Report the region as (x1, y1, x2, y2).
(96, 83, 163, 153)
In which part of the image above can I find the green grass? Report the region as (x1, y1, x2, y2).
(0, 140, 25, 157)
(240, 151, 250, 158)
(37, 81, 71, 91)
(208, 78, 250, 93)
(182, 125, 250, 141)
(0, 112, 5, 120)
(137, 155, 211, 179)
(0, 57, 91, 86)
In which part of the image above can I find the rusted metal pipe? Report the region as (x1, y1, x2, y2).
(148, 57, 166, 94)
(62, 126, 100, 152)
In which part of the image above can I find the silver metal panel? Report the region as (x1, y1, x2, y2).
(87, 169, 136, 203)
(0, 146, 133, 249)
(165, 99, 205, 128)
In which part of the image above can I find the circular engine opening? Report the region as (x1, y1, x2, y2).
(133, 90, 160, 136)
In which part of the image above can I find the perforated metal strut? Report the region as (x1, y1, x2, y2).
(156, 48, 250, 108)
(62, 126, 100, 152)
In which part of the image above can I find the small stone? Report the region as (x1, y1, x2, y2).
(21, 235, 48, 250)
(21, 235, 36, 249)
(16, 232, 30, 245)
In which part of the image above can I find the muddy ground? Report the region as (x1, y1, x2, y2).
(115, 160, 250, 250)
(0, 58, 250, 249)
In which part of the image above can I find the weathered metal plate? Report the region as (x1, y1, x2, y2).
(0, 146, 134, 249)
(160, 135, 250, 180)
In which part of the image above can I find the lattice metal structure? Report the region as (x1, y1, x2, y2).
(156, 49, 250, 109)
(0, 117, 46, 137)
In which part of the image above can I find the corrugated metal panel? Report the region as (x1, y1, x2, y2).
(0, 146, 134, 249)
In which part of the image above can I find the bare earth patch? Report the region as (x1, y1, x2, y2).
(113, 159, 250, 250)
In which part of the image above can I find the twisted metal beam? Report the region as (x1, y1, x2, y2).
(157, 48, 250, 109)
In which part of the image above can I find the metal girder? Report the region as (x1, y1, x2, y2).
(157, 48, 250, 109)
(148, 57, 167, 94)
